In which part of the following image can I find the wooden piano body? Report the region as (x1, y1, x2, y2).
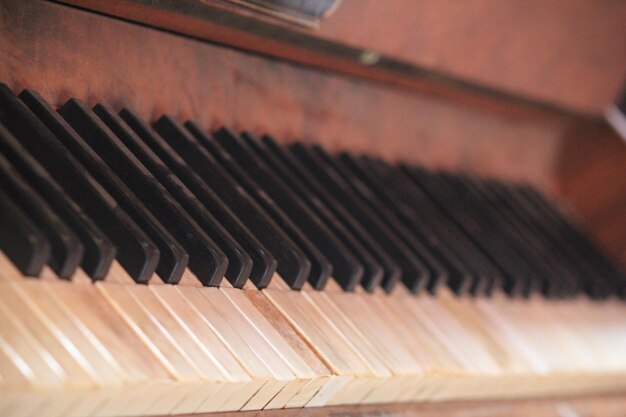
(1, 0, 626, 416)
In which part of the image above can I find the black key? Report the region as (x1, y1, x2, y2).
(440, 173, 566, 298)
(331, 152, 449, 293)
(0, 152, 83, 278)
(404, 167, 538, 297)
(0, 186, 50, 276)
(0, 93, 114, 280)
(120, 108, 277, 287)
(195, 127, 328, 289)
(153, 116, 309, 289)
(292, 143, 421, 292)
(489, 181, 604, 297)
(216, 129, 361, 290)
(462, 177, 581, 297)
(191, 124, 330, 289)
(262, 135, 387, 291)
(0, 91, 159, 283)
(21, 91, 188, 284)
(517, 186, 625, 298)
(95, 104, 251, 287)
(244, 133, 376, 291)
(59, 100, 228, 286)
(4, 89, 157, 283)
(368, 159, 503, 296)
(341, 154, 473, 294)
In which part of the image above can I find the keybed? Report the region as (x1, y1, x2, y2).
(0, 83, 625, 416)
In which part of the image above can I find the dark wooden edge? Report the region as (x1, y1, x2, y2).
(53, 0, 593, 120)
(163, 393, 626, 417)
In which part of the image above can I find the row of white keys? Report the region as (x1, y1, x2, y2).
(0, 270, 100, 416)
(263, 278, 377, 405)
(301, 284, 396, 404)
(112, 268, 334, 412)
(104, 271, 278, 414)
(3, 247, 626, 416)
(0, 255, 124, 417)
(241, 286, 333, 408)
(1, 255, 259, 417)
(318, 284, 427, 403)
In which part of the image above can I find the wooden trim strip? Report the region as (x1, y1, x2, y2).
(54, 0, 592, 119)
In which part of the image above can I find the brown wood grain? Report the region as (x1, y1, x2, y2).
(316, 0, 626, 115)
(555, 122, 626, 268)
(60, 0, 626, 115)
(0, 0, 571, 191)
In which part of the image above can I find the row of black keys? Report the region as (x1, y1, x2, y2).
(0, 83, 623, 299)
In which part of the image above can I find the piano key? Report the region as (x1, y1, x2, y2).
(403, 166, 534, 297)
(303, 283, 394, 405)
(119, 108, 277, 287)
(153, 116, 309, 289)
(262, 285, 380, 404)
(315, 146, 437, 293)
(174, 284, 286, 411)
(216, 129, 362, 290)
(45, 280, 182, 417)
(147, 283, 258, 413)
(0, 287, 74, 417)
(0, 154, 83, 279)
(124, 283, 242, 414)
(465, 178, 583, 297)
(0, 188, 50, 277)
(0, 283, 103, 415)
(10, 281, 124, 386)
(0, 86, 153, 282)
(301, 283, 418, 404)
(0, 285, 65, 391)
(436, 289, 527, 370)
(412, 291, 503, 374)
(96, 282, 228, 414)
(0, 120, 114, 280)
(346, 155, 477, 293)
(336, 153, 455, 293)
(373, 289, 466, 373)
(315, 288, 426, 402)
(267, 277, 436, 405)
(179, 284, 302, 410)
(58, 99, 227, 286)
(197, 126, 330, 290)
(219, 286, 325, 408)
(290, 143, 415, 292)
(261, 135, 387, 291)
(439, 173, 570, 297)
(516, 186, 626, 298)
(242, 289, 335, 407)
(243, 133, 377, 291)
(367, 159, 501, 295)
(94, 104, 252, 287)
(501, 184, 614, 298)
(369, 160, 503, 295)
(21, 91, 188, 285)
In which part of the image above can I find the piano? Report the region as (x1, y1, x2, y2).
(1, 1, 626, 416)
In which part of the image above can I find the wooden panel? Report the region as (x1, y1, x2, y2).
(0, 0, 573, 190)
(60, 0, 626, 115)
(554, 121, 626, 268)
(317, 0, 626, 114)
